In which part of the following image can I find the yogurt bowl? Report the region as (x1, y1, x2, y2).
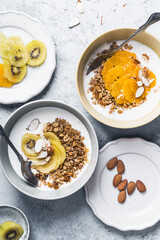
(0, 100, 99, 200)
(76, 28, 160, 128)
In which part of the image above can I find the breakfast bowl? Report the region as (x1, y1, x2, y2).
(0, 100, 99, 200)
(76, 28, 160, 128)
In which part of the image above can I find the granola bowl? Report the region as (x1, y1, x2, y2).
(0, 100, 98, 200)
(76, 28, 160, 128)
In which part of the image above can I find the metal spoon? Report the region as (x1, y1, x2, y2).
(86, 12, 160, 75)
(0, 125, 38, 187)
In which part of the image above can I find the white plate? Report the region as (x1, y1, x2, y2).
(0, 11, 56, 104)
(0, 100, 99, 200)
(85, 138, 160, 231)
(0, 205, 30, 240)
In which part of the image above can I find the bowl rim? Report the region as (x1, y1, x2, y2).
(0, 99, 99, 200)
(76, 27, 160, 129)
(0, 204, 30, 239)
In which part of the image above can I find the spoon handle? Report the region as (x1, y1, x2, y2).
(0, 125, 23, 163)
(117, 12, 160, 51)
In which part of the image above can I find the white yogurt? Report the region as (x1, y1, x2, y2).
(84, 40, 160, 121)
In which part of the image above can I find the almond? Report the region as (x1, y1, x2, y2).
(117, 160, 125, 174)
(118, 179, 128, 191)
(118, 190, 126, 203)
(127, 181, 136, 195)
(135, 86, 144, 98)
(136, 180, 146, 193)
(113, 174, 122, 187)
(106, 157, 118, 170)
(68, 17, 80, 28)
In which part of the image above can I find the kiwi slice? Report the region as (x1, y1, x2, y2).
(0, 36, 24, 59)
(0, 221, 24, 240)
(7, 36, 24, 45)
(0, 31, 6, 44)
(3, 59, 27, 83)
(26, 40, 47, 66)
(9, 44, 29, 67)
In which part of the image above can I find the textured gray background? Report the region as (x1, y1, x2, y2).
(1, 0, 160, 239)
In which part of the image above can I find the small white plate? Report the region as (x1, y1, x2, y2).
(0, 11, 56, 104)
(85, 138, 160, 231)
(0, 205, 30, 240)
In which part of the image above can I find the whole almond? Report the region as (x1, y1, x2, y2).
(113, 174, 122, 187)
(118, 179, 128, 191)
(106, 157, 118, 170)
(117, 160, 125, 174)
(136, 180, 146, 193)
(127, 181, 136, 195)
(118, 190, 126, 203)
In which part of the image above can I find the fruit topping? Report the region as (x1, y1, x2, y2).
(0, 221, 24, 240)
(26, 40, 47, 66)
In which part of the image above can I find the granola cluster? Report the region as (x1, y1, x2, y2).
(34, 118, 88, 189)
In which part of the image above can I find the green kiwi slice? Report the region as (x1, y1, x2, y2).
(9, 44, 29, 67)
(26, 40, 47, 66)
(3, 59, 27, 83)
(0, 221, 24, 240)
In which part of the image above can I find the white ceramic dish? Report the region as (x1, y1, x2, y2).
(77, 28, 160, 128)
(85, 138, 160, 231)
(84, 40, 160, 122)
(0, 11, 56, 104)
(0, 205, 30, 240)
(0, 100, 99, 200)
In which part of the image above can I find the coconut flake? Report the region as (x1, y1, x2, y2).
(76, 1, 85, 14)
(27, 118, 40, 132)
(149, 78, 155, 84)
(35, 139, 43, 153)
(117, 94, 123, 100)
(135, 87, 144, 98)
(141, 76, 150, 87)
(38, 151, 48, 159)
(138, 69, 143, 80)
(64, 3, 67, 10)
(137, 81, 143, 87)
(68, 17, 80, 28)
(45, 156, 51, 162)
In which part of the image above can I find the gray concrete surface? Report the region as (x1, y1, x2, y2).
(1, 0, 160, 239)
